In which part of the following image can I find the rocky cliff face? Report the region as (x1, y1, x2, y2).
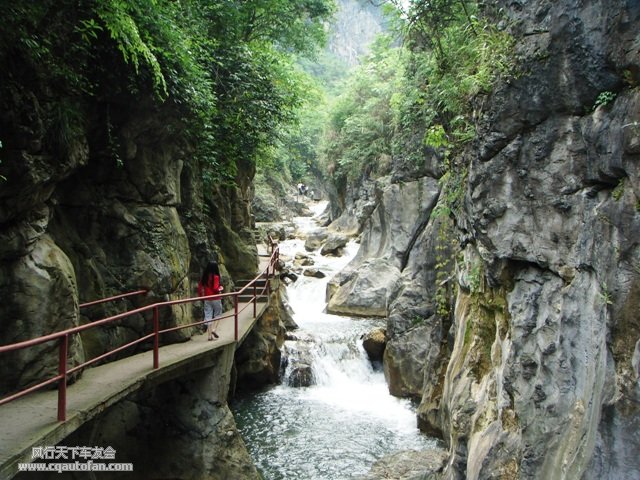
(327, 171, 453, 403)
(432, 1, 640, 478)
(328, 0, 385, 67)
(0, 88, 257, 392)
(0, 62, 258, 478)
(328, 1, 640, 478)
(0, 35, 258, 478)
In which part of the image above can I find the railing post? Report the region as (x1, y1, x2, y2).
(57, 334, 68, 422)
(253, 281, 257, 318)
(234, 294, 239, 341)
(153, 306, 159, 369)
(267, 258, 272, 295)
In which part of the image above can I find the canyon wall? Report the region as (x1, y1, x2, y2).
(0, 91, 256, 392)
(0, 20, 260, 478)
(329, 1, 640, 478)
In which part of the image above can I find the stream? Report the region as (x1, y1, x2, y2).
(232, 203, 434, 479)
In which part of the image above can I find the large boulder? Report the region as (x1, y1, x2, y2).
(304, 228, 329, 251)
(303, 268, 326, 278)
(357, 448, 448, 480)
(320, 233, 349, 256)
(327, 258, 401, 317)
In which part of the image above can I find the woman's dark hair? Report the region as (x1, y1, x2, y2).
(200, 261, 220, 285)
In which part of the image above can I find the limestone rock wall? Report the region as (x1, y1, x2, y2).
(327, 0, 640, 478)
(326, 174, 447, 399)
(417, 1, 640, 478)
(424, 1, 640, 478)
(0, 94, 258, 392)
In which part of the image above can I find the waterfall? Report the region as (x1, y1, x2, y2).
(278, 206, 368, 389)
(232, 202, 433, 479)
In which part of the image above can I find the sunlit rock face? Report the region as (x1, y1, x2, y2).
(326, 170, 449, 403)
(424, 1, 640, 478)
(327, 175, 441, 317)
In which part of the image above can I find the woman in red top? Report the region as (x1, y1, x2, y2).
(198, 261, 224, 340)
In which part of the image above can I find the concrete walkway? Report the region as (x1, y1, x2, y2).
(0, 249, 273, 479)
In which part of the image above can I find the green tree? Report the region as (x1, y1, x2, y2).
(321, 35, 403, 184)
(316, 0, 513, 213)
(196, 0, 335, 185)
(0, 0, 335, 186)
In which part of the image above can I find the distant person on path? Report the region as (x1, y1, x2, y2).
(198, 260, 224, 341)
(266, 231, 277, 254)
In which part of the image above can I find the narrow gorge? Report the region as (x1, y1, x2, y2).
(1, 0, 639, 479)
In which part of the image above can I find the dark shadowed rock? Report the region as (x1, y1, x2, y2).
(283, 332, 316, 387)
(235, 290, 287, 392)
(287, 364, 315, 387)
(361, 328, 386, 362)
(303, 268, 326, 278)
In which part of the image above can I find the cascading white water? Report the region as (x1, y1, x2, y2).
(232, 202, 434, 479)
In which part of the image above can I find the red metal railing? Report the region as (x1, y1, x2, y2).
(0, 247, 279, 422)
(79, 289, 148, 309)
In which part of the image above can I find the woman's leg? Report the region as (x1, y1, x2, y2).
(211, 300, 223, 337)
(204, 300, 214, 340)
